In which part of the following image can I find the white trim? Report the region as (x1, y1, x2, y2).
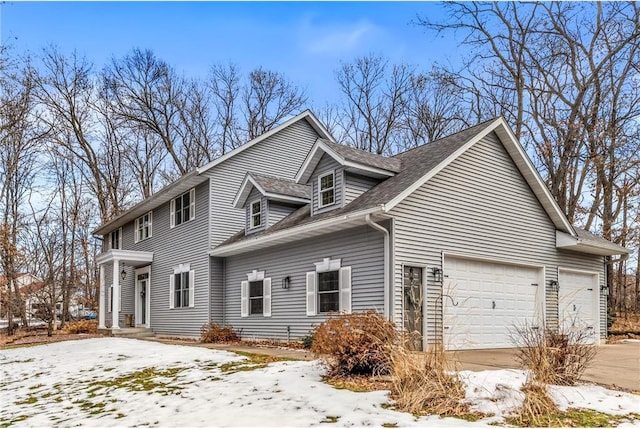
(173, 263, 191, 274)
(134, 266, 151, 328)
(558, 267, 601, 344)
(442, 251, 547, 269)
(262, 193, 310, 204)
(317, 170, 336, 209)
(314, 257, 341, 272)
(249, 198, 262, 229)
(96, 249, 154, 265)
(295, 139, 398, 184)
(247, 269, 266, 282)
(199, 110, 335, 174)
(383, 118, 575, 235)
(234, 174, 310, 208)
(210, 206, 384, 256)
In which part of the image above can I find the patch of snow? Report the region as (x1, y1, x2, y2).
(1, 338, 638, 428)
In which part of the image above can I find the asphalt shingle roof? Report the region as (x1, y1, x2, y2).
(320, 139, 402, 173)
(218, 118, 499, 248)
(249, 173, 311, 200)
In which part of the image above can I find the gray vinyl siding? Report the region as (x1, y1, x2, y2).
(310, 155, 343, 215)
(118, 180, 211, 336)
(245, 188, 267, 234)
(210, 257, 224, 324)
(207, 119, 320, 247)
(268, 202, 298, 227)
(390, 131, 606, 344)
(223, 224, 385, 339)
(344, 173, 380, 205)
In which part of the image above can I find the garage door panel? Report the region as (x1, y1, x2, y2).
(444, 256, 542, 350)
(558, 270, 598, 344)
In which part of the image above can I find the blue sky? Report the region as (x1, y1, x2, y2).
(1, 1, 460, 105)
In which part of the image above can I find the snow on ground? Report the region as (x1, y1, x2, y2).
(1, 338, 639, 428)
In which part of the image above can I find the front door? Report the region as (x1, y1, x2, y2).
(135, 269, 150, 327)
(403, 266, 424, 351)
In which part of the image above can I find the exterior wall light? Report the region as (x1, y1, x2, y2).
(549, 280, 559, 292)
(282, 276, 291, 289)
(120, 262, 127, 281)
(432, 267, 443, 283)
(600, 285, 609, 296)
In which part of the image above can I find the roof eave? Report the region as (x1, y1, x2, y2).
(210, 206, 384, 257)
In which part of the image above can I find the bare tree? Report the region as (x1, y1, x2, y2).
(243, 67, 307, 140)
(0, 51, 39, 333)
(335, 55, 413, 154)
(209, 63, 242, 154)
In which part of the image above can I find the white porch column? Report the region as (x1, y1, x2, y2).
(112, 259, 120, 329)
(98, 264, 106, 329)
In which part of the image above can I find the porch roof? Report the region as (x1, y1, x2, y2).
(96, 249, 154, 266)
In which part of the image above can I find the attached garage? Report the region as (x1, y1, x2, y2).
(442, 255, 545, 350)
(558, 269, 599, 344)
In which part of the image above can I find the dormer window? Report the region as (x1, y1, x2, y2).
(250, 200, 262, 229)
(318, 171, 335, 208)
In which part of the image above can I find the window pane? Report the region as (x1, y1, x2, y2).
(320, 174, 333, 190)
(249, 281, 263, 297)
(175, 289, 182, 308)
(321, 190, 334, 206)
(176, 209, 182, 225)
(183, 206, 190, 222)
(319, 292, 339, 313)
(182, 289, 190, 307)
(175, 196, 182, 211)
(252, 214, 261, 227)
(182, 272, 190, 289)
(252, 201, 261, 214)
(318, 271, 339, 292)
(250, 298, 263, 315)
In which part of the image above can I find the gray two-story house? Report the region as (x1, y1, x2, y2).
(94, 111, 628, 350)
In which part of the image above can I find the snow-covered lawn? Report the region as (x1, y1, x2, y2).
(1, 338, 638, 428)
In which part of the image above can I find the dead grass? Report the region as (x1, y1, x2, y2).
(511, 323, 598, 385)
(323, 374, 391, 392)
(0, 326, 102, 349)
(389, 344, 469, 417)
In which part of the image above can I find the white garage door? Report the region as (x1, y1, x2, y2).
(443, 256, 543, 350)
(558, 270, 599, 344)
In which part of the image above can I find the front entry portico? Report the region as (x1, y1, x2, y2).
(96, 249, 153, 330)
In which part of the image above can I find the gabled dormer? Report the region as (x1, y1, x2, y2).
(295, 139, 401, 215)
(233, 173, 311, 234)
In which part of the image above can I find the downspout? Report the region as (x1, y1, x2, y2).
(365, 214, 391, 321)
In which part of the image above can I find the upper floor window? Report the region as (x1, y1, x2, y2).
(318, 171, 335, 208)
(250, 200, 262, 229)
(170, 188, 195, 228)
(110, 228, 121, 250)
(135, 211, 152, 243)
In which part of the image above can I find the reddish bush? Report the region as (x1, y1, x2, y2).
(200, 322, 240, 343)
(61, 320, 98, 334)
(311, 311, 399, 377)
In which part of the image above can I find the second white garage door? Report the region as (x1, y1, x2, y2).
(558, 269, 599, 344)
(443, 256, 544, 350)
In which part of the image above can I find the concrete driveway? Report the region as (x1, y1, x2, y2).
(452, 342, 640, 392)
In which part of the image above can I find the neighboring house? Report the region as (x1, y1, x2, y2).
(0, 273, 57, 320)
(94, 112, 629, 350)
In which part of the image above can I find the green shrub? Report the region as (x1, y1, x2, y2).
(311, 311, 399, 377)
(301, 332, 314, 349)
(200, 323, 240, 343)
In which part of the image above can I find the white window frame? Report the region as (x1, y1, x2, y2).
(249, 199, 262, 229)
(241, 270, 271, 318)
(135, 211, 153, 243)
(306, 258, 351, 316)
(170, 188, 196, 229)
(317, 171, 335, 209)
(109, 227, 122, 250)
(169, 263, 195, 309)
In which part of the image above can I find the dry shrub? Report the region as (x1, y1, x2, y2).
(511, 322, 598, 385)
(389, 344, 468, 416)
(61, 319, 98, 334)
(508, 381, 561, 427)
(311, 311, 399, 377)
(200, 322, 240, 343)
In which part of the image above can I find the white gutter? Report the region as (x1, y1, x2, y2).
(210, 206, 384, 256)
(365, 214, 391, 321)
